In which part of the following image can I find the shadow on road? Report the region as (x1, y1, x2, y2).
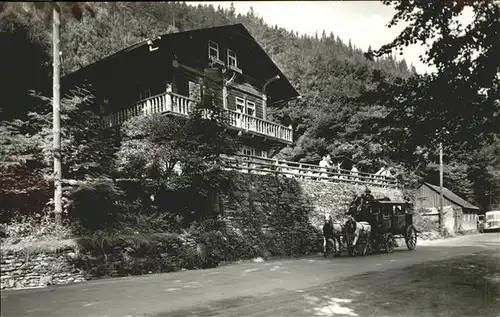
(157, 251, 500, 317)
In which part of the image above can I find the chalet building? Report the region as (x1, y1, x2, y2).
(62, 24, 300, 158)
(415, 182, 481, 231)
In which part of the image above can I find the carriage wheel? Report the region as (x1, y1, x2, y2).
(405, 225, 417, 251)
(384, 233, 395, 253)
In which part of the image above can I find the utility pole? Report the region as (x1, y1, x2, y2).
(439, 142, 444, 234)
(53, 6, 62, 228)
(489, 185, 492, 210)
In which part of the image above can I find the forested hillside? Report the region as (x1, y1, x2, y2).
(1, 1, 498, 210)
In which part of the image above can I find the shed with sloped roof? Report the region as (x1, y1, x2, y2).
(415, 182, 481, 231)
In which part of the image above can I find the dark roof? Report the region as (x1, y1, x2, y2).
(423, 182, 480, 210)
(62, 23, 299, 102)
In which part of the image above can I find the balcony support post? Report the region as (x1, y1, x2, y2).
(166, 83, 173, 112)
(223, 85, 228, 109)
(262, 94, 267, 120)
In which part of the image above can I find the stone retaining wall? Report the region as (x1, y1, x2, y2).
(298, 179, 404, 229)
(1, 247, 89, 290)
(222, 173, 404, 231)
(1, 172, 405, 290)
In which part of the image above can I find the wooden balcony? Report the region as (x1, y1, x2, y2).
(101, 92, 293, 144)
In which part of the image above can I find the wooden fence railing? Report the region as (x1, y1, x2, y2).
(221, 154, 399, 188)
(61, 155, 399, 189)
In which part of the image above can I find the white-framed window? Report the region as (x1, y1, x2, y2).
(208, 40, 219, 60)
(140, 89, 151, 100)
(227, 49, 237, 68)
(235, 97, 245, 113)
(240, 146, 255, 156)
(246, 100, 256, 117)
(234, 97, 257, 117)
(261, 150, 268, 158)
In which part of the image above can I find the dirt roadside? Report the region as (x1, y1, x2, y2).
(325, 250, 500, 317)
(161, 250, 500, 317)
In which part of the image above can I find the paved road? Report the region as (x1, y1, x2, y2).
(1, 233, 499, 317)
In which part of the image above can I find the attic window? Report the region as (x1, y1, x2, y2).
(227, 49, 237, 68)
(246, 100, 255, 117)
(208, 41, 219, 61)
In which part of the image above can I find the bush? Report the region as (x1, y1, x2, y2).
(0, 213, 73, 244)
(3, 214, 324, 281)
(187, 219, 323, 262)
(414, 212, 439, 233)
(72, 232, 189, 276)
(66, 179, 185, 235)
(187, 219, 240, 266)
(72, 227, 257, 276)
(193, 230, 226, 268)
(67, 180, 123, 232)
(0, 166, 52, 224)
(277, 225, 323, 257)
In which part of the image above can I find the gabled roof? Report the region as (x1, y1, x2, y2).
(62, 23, 300, 102)
(423, 182, 480, 210)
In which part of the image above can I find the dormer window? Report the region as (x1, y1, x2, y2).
(227, 49, 237, 68)
(208, 40, 219, 61)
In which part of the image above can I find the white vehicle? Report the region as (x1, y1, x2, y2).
(484, 210, 500, 232)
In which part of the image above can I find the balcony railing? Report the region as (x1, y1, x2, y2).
(101, 92, 293, 143)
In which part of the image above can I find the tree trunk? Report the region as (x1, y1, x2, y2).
(53, 6, 62, 228)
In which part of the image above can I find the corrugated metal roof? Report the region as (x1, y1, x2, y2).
(423, 182, 480, 210)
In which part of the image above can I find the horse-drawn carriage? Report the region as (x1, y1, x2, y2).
(323, 194, 418, 257)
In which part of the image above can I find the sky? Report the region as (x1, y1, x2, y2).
(189, 1, 474, 74)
